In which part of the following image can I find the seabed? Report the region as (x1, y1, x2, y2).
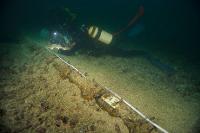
(0, 37, 200, 133)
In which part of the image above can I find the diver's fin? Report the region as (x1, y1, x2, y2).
(127, 22, 144, 38)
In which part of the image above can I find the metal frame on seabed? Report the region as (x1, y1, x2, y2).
(46, 47, 169, 133)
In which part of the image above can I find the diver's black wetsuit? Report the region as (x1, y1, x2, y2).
(57, 25, 175, 76)
(47, 7, 140, 57)
(58, 24, 146, 57)
(48, 7, 174, 75)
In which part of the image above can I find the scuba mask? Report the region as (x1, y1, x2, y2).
(49, 31, 76, 51)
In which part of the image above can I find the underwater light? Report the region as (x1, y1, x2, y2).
(53, 32, 57, 36)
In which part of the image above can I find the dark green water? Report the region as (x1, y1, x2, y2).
(1, 1, 199, 42)
(1, 0, 199, 76)
(0, 1, 200, 132)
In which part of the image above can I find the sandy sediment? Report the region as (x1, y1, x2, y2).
(62, 44, 200, 133)
(0, 40, 161, 133)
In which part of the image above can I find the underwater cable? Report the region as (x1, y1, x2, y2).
(45, 47, 168, 133)
(46, 47, 86, 78)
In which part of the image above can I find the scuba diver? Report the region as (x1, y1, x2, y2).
(47, 6, 145, 56)
(45, 6, 175, 76)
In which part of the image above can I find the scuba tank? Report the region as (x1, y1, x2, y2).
(87, 26, 113, 45)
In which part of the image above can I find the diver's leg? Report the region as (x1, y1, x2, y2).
(107, 47, 147, 57)
(108, 47, 175, 75)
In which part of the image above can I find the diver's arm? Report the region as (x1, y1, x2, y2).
(59, 43, 80, 55)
